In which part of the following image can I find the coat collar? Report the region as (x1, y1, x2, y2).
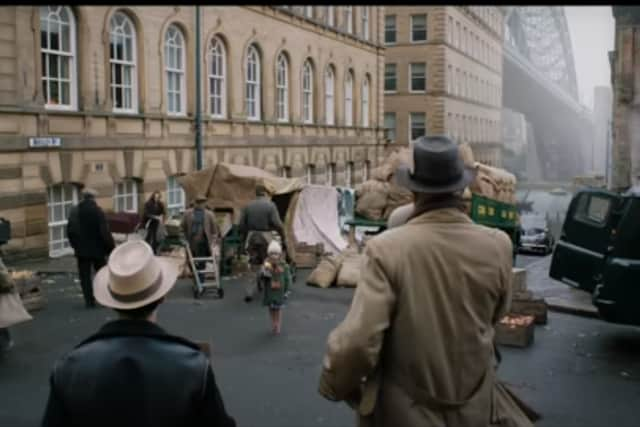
(76, 319, 200, 351)
(406, 207, 473, 226)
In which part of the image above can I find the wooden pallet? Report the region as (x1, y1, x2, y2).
(20, 287, 46, 312)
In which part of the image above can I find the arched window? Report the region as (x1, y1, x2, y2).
(276, 53, 289, 122)
(40, 6, 77, 110)
(245, 45, 261, 121)
(324, 66, 335, 125)
(345, 6, 353, 34)
(327, 6, 335, 26)
(302, 60, 313, 124)
(361, 77, 369, 127)
(208, 36, 226, 118)
(344, 71, 353, 126)
(109, 11, 138, 113)
(164, 25, 186, 115)
(361, 7, 369, 40)
(47, 183, 79, 257)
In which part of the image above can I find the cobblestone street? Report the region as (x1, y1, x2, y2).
(1, 260, 639, 427)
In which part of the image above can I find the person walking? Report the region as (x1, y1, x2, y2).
(66, 188, 115, 308)
(181, 195, 219, 287)
(318, 136, 535, 427)
(259, 241, 292, 335)
(238, 185, 287, 302)
(41, 240, 236, 427)
(142, 191, 167, 254)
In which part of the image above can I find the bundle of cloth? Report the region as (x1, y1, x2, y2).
(354, 144, 516, 222)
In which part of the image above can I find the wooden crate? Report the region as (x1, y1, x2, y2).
(510, 298, 548, 325)
(512, 268, 527, 292)
(512, 290, 534, 301)
(496, 315, 535, 348)
(295, 251, 319, 269)
(20, 287, 46, 313)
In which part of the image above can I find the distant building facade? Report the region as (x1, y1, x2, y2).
(592, 86, 612, 176)
(501, 107, 527, 179)
(0, 6, 385, 259)
(610, 7, 640, 190)
(383, 6, 505, 166)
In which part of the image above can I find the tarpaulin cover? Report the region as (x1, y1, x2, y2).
(177, 163, 305, 222)
(292, 185, 348, 255)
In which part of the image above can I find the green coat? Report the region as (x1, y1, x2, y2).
(261, 261, 291, 308)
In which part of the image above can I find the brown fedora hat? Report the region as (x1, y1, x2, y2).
(93, 241, 179, 310)
(394, 135, 476, 194)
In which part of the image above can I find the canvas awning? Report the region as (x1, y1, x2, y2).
(177, 163, 305, 221)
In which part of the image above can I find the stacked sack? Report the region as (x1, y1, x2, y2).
(306, 246, 363, 288)
(355, 148, 413, 221)
(469, 162, 517, 204)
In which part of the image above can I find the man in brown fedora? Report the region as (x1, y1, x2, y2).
(41, 240, 236, 427)
(318, 136, 534, 427)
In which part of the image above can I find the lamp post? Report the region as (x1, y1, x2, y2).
(195, 6, 203, 170)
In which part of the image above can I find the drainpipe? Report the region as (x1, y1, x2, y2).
(195, 5, 203, 170)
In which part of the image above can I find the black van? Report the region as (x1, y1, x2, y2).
(549, 188, 640, 326)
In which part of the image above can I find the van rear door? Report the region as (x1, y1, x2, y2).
(549, 190, 621, 293)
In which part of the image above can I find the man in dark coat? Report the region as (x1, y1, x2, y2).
(41, 240, 236, 427)
(66, 188, 115, 308)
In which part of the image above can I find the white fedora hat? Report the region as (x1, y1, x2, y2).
(93, 240, 179, 310)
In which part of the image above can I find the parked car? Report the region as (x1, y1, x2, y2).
(519, 214, 555, 255)
(549, 187, 640, 326)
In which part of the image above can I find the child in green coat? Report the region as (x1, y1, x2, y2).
(260, 241, 291, 335)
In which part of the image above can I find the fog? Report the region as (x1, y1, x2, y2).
(564, 6, 615, 110)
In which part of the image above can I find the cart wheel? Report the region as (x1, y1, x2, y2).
(218, 288, 224, 299)
(193, 287, 201, 299)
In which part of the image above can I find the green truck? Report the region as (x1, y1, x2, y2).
(549, 188, 640, 326)
(346, 193, 520, 260)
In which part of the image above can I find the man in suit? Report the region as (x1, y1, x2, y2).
(66, 188, 115, 308)
(41, 240, 236, 427)
(319, 136, 534, 427)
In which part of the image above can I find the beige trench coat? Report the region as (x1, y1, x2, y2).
(319, 208, 534, 427)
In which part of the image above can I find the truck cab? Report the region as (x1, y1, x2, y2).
(549, 188, 640, 325)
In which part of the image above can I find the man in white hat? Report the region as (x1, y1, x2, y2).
(41, 240, 236, 427)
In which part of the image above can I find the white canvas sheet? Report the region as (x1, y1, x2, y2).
(292, 185, 348, 255)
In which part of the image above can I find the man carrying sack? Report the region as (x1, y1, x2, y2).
(41, 240, 236, 426)
(318, 136, 538, 427)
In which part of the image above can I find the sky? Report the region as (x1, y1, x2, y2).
(564, 6, 615, 110)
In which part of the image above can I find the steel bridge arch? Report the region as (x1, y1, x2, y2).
(504, 7, 579, 100)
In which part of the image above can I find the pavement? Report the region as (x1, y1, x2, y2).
(1, 266, 640, 427)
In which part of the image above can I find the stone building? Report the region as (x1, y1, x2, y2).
(0, 5, 385, 259)
(610, 7, 640, 191)
(382, 6, 505, 166)
(592, 86, 612, 176)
